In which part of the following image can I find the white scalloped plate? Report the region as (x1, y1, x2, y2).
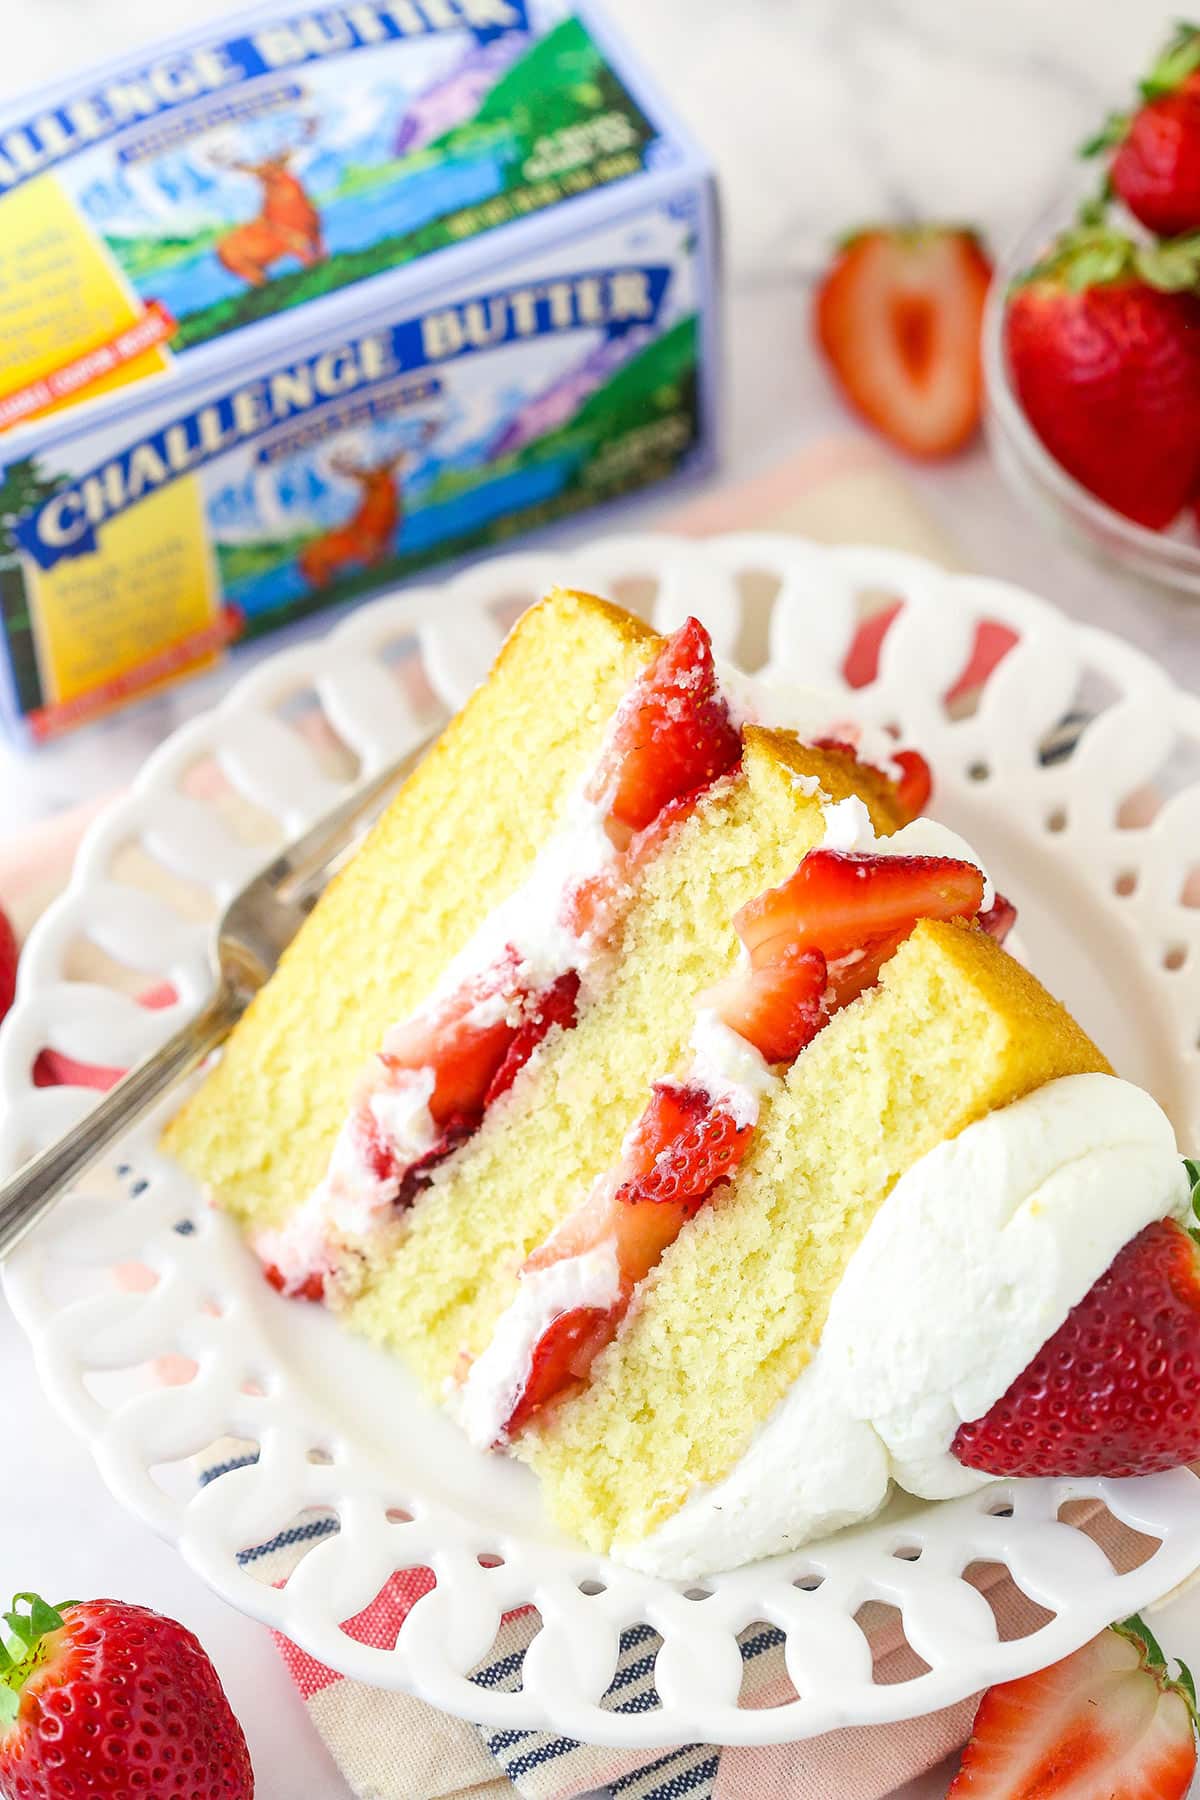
(5, 533, 1200, 1750)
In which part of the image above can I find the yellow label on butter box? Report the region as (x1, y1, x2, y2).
(27, 475, 221, 732)
(0, 176, 173, 432)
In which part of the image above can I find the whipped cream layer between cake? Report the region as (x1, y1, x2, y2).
(254, 776, 619, 1292)
(624, 1071, 1187, 1578)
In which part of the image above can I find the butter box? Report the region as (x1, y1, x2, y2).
(0, 1, 718, 739)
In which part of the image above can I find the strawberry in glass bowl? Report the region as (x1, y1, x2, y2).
(985, 22, 1200, 598)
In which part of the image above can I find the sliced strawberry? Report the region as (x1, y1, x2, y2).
(616, 1098, 750, 1219)
(812, 736, 932, 825)
(379, 946, 532, 1132)
(705, 943, 829, 1063)
(735, 850, 985, 968)
(953, 1215, 1200, 1479)
(891, 747, 932, 823)
(619, 1080, 712, 1181)
(504, 1303, 617, 1437)
(380, 1002, 516, 1131)
(503, 1088, 751, 1436)
(0, 904, 17, 1024)
(815, 226, 992, 458)
(948, 1616, 1198, 1798)
(264, 1264, 325, 1303)
(392, 1115, 475, 1208)
(585, 617, 741, 843)
(823, 928, 911, 1012)
(484, 970, 580, 1106)
(978, 892, 1017, 945)
(562, 791, 700, 943)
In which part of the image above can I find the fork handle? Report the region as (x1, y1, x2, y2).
(0, 987, 242, 1263)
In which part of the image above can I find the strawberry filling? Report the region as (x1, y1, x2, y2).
(484, 846, 998, 1442)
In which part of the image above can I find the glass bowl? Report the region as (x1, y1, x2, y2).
(983, 191, 1200, 600)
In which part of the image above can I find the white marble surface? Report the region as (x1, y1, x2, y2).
(3, 3, 1200, 1796)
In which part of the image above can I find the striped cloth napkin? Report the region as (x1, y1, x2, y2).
(0, 442, 1152, 1800)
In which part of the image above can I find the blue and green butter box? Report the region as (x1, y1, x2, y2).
(0, 0, 719, 738)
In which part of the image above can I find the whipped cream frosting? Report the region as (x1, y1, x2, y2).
(621, 1072, 1188, 1578)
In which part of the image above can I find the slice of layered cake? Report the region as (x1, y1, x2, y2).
(165, 588, 910, 1383)
(166, 585, 1198, 1579)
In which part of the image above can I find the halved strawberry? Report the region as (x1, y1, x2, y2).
(815, 226, 993, 458)
(705, 943, 829, 1063)
(371, 962, 580, 1210)
(735, 850, 985, 968)
(953, 1213, 1200, 1479)
(585, 617, 741, 843)
(527, 1084, 747, 1289)
(949, 1615, 1198, 1798)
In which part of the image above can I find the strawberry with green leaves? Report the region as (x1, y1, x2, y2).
(949, 1614, 1198, 1798)
(1086, 23, 1200, 237)
(955, 1159, 1200, 1479)
(0, 1591, 254, 1797)
(1004, 225, 1200, 528)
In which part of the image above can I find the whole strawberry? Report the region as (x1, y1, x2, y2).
(0, 1592, 253, 1798)
(954, 1166, 1200, 1478)
(949, 1615, 1198, 1798)
(1088, 24, 1200, 237)
(1004, 226, 1200, 528)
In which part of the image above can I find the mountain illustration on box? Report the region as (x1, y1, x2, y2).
(93, 18, 657, 352)
(211, 313, 698, 629)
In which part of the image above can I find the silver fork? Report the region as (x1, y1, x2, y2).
(0, 732, 434, 1261)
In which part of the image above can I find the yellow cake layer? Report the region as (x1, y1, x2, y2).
(345, 727, 903, 1392)
(525, 918, 1110, 1554)
(163, 587, 657, 1231)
